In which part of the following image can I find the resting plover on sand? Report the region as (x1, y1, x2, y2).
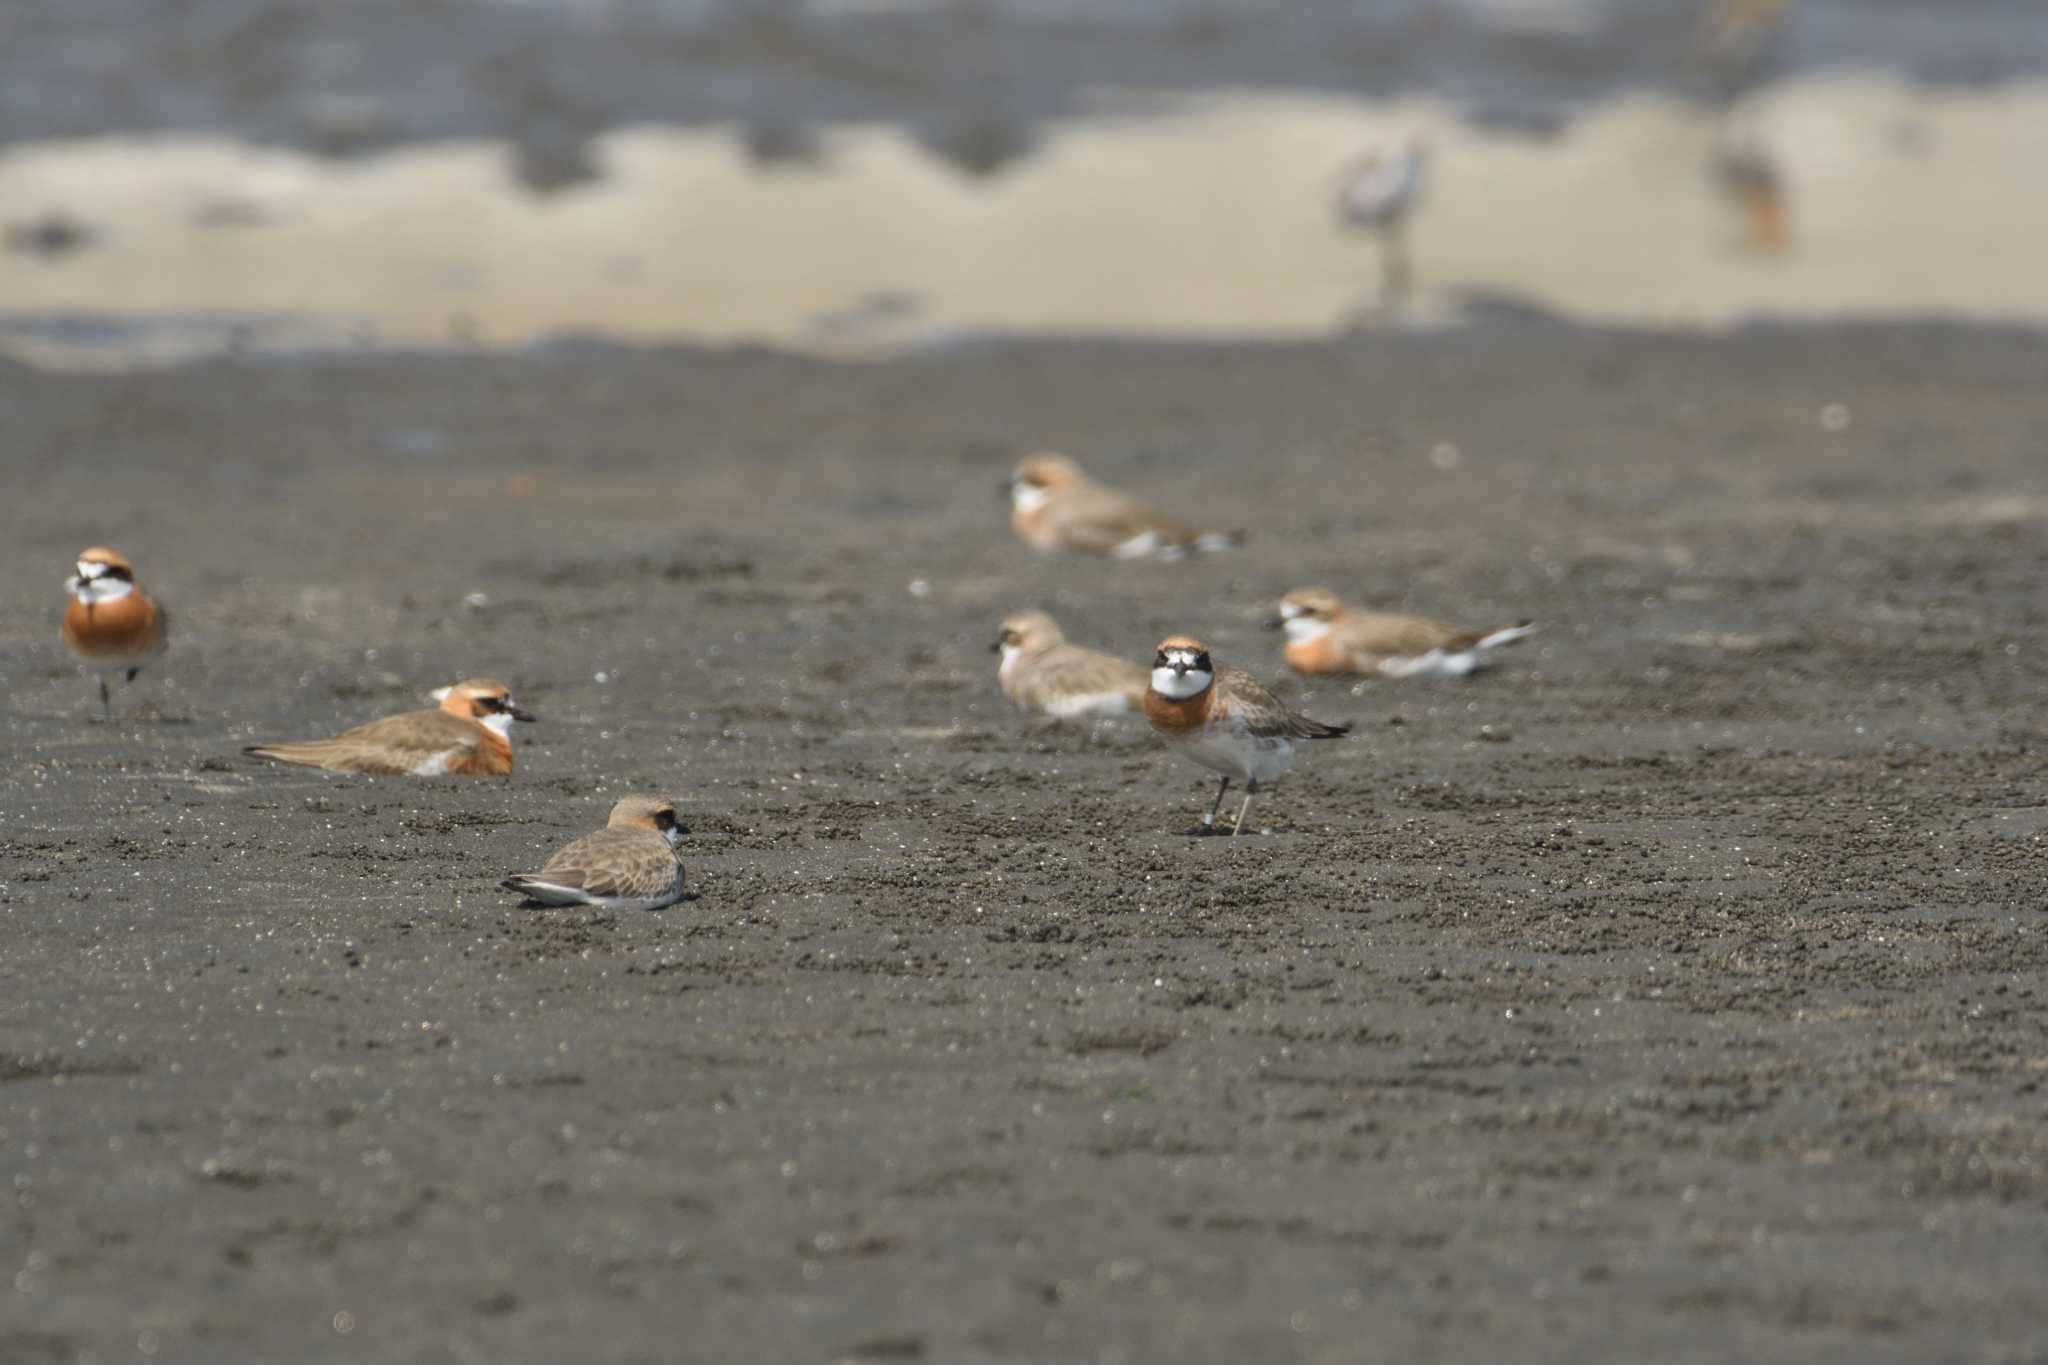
(245, 678, 536, 777)
(1008, 452, 1242, 561)
(503, 794, 688, 911)
(993, 608, 1149, 721)
(1269, 587, 1534, 680)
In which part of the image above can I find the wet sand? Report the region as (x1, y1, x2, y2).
(3, 324, 2048, 1362)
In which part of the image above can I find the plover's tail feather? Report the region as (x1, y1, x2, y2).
(1473, 621, 1536, 651)
(244, 741, 343, 768)
(501, 875, 596, 906)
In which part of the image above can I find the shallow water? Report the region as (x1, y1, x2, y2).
(1, 73, 2041, 366)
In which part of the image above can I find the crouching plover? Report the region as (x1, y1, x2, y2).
(503, 795, 687, 911)
(245, 678, 536, 776)
(62, 547, 168, 719)
(1007, 453, 1242, 561)
(1270, 587, 1534, 680)
(994, 609, 1148, 720)
(1144, 635, 1349, 835)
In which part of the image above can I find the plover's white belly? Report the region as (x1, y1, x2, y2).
(1177, 731, 1295, 783)
(1045, 691, 1132, 719)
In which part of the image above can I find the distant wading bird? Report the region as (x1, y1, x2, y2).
(503, 795, 688, 911)
(245, 679, 535, 776)
(993, 609, 1149, 720)
(1335, 135, 1429, 301)
(62, 546, 168, 719)
(1710, 130, 1790, 254)
(1008, 453, 1242, 560)
(1269, 587, 1535, 679)
(1144, 636, 1349, 835)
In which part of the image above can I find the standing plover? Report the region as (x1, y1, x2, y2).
(503, 795, 688, 911)
(993, 609, 1149, 720)
(1144, 635, 1348, 835)
(245, 678, 536, 776)
(1269, 587, 1534, 679)
(1008, 453, 1241, 560)
(61, 546, 168, 719)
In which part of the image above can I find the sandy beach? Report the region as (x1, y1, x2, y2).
(4, 323, 2047, 1360)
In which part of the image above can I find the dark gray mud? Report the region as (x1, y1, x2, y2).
(2, 324, 2047, 1361)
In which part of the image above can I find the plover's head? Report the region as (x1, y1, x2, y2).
(1267, 587, 1344, 643)
(608, 794, 687, 847)
(1150, 635, 1214, 701)
(431, 678, 537, 736)
(68, 546, 137, 602)
(1008, 452, 1084, 513)
(993, 608, 1064, 664)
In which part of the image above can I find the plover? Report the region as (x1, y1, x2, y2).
(245, 678, 536, 776)
(1269, 587, 1534, 679)
(993, 608, 1149, 720)
(61, 546, 168, 719)
(1144, 635, 1348, 835)
(1008, 453, 1241, 561)
(502, 794, 688, 911)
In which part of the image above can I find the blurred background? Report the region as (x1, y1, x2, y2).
(1, 0, 2040, 367)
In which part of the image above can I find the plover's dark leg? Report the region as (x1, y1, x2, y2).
(98, 676, 111, 719)
(1193, 776, 1232, 835)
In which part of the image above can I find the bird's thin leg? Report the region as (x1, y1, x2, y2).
(1231, 779, 1260, 836)
(1382, 221, 1413, 300)
(98, 676, 111, 720)
(1199, 777, 1231, 834)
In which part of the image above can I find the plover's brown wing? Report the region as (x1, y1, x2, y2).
(1335, 610, 1466, 659)
(1019, 643, 1149, 710)
(1216, 669, 1350, 740)
(1339, 611, 1536, 672)
(246, 707, 479, 773)
(528, 829, 681, 900)
(1043, 482, 1189, 553)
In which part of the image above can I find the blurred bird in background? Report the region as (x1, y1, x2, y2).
(1334, 134, 1429, 304)
(1691, 0, 1790, 103)
(1691, 0, 1795, 254)
(1711, 125, 1791, 253)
